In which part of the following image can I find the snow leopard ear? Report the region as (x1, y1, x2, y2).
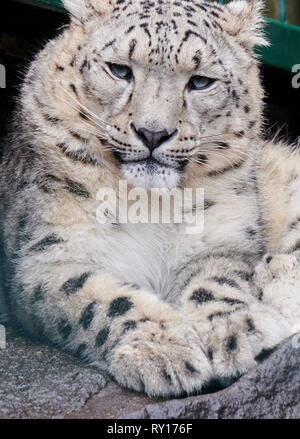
(63, 0, 115, 24)
(224, 0, 269, 49)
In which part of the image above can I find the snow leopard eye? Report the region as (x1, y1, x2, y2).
(108, 63, 133, 81)
(188, 76, 216, 90)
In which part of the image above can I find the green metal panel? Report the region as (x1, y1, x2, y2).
(10, 0, 300, 71)
(12, 0, 64, 12)
(259, 18, 300, 71)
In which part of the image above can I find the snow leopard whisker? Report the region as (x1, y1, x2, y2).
(78, 121, 109, 140)
(194, 144, 251, 159)
(199, 146, 254, 161)
(187, 145, 250, 172)
(53, 92, 108, 129)
(197, 149, 238, 165)
(54, 94, 109, 140)
(197, 132, 237, 141)
(53, 81, 110, 130)
(186, 156, 217, 172)
(203, 152, 246, 171)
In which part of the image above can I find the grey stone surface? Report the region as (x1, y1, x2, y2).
(0, 328, 107, 419)
(0, 327, 299, 419)
(121, 335, 300, 419)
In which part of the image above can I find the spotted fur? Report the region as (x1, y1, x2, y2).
(0, 0, 299, 397)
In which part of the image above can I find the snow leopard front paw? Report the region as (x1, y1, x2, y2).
(108, 318, 213, 398)
(253, 254, 300, 331)
(253, 253, 299, 292)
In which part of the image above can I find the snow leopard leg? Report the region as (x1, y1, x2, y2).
(253, 256, 300, 333)
(254, 173, 300, 332)
(8, 251, 212, 398)
(175, 250, 292, 382)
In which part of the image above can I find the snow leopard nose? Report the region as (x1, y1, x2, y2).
(134, 126, 174, 152)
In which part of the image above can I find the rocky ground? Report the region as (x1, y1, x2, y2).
(0, 327, 299, 419)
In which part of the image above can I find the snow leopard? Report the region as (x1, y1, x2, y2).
(0, 0, 299, 398)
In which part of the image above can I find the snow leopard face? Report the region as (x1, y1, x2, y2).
(43, 0, 268, 188)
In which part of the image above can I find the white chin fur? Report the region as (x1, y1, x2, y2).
(121, 163, 180, 189)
